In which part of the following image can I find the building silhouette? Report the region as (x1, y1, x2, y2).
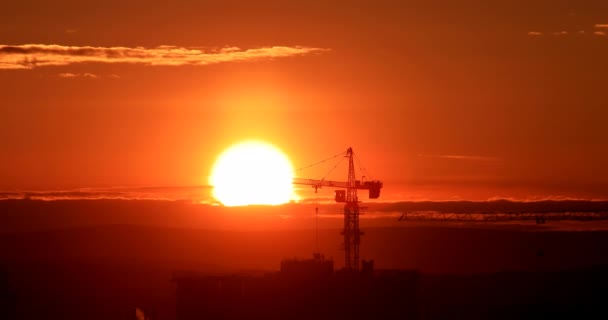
(173, 255, 419, 320)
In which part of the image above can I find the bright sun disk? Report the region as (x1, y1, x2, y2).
(209, 141, 296, 206)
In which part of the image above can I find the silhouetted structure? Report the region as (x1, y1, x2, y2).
(0, 269, 16, 319)
(173, 261, 608, 320)
(172, 255, 419, 320)
(398, 210, 608, 223)
(293, 148, 383, 271)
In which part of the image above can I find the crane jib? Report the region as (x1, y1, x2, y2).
(292, 178, 383, 199)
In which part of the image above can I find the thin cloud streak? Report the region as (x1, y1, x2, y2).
(528, 28, 608, 37)
(417, 154, 501, 162)
(57, 72, 120, 79)
(58, 72, 98, 79)
(0, 44, 329, 70)
(0, 185, 213, 202)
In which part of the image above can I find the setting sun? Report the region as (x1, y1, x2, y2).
(209, 141, 296, 206)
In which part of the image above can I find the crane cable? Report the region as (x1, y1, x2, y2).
(320, 156, 346, 182)
(293, 150, 346, 173)
(293, 149, 372, 182)
(314, 197, 320, 254)
(292, 150, 347, 255)
(354, 152, 373, 180)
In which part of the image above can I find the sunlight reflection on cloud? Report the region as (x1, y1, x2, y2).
(0, 44, 329, 69)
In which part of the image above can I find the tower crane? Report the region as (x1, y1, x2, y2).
(293, 147, 383, 271)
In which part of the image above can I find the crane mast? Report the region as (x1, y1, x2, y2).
(344, 147, 360, 271)
(293, 147, 382, 271)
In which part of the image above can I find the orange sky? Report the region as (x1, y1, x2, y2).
(1, 0, 607, 200)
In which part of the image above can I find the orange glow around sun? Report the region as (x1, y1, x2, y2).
(209, 141, 297, 206)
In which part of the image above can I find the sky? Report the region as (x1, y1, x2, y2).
(1, 0, 607, 201)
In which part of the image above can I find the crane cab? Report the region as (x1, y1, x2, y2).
(334, 180, 383, 202)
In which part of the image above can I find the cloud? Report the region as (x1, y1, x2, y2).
(0, 185, 213, 201)
(65, 29, 77, 34)
(595, 24, 608, 29)
(529, 28, 608, 37)
(0, 44, 329, 70)
(381, 200, 608, 214)
(0, 62, 29, 69)
(417, 154, 500, 162)
(58, 72, 98, 79)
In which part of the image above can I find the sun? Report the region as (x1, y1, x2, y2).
(209, 141, 296, 206)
